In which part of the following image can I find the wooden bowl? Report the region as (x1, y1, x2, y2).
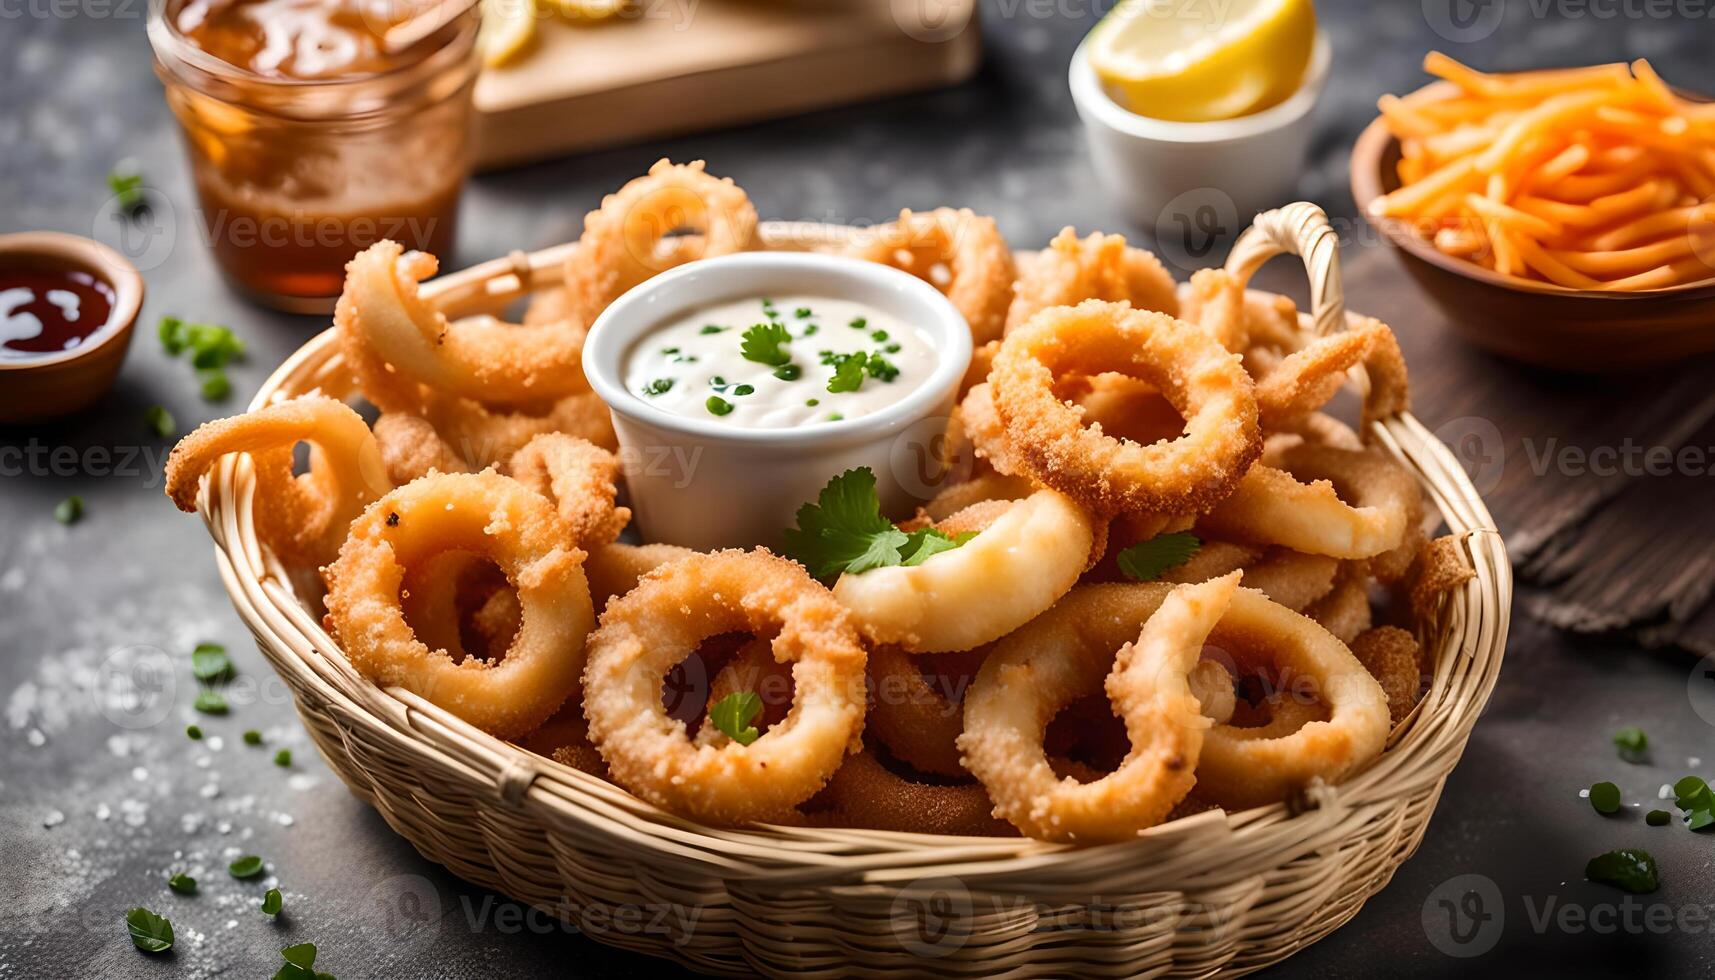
(1350, 100, 1715, 373)
(0, 231, 144, 423)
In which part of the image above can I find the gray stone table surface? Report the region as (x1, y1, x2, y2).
(4, 2, 1715, 977)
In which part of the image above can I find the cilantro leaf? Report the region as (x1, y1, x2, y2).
(168, 872, 196, 895)
(826, 352, 869, 393)
(229, 854, 264, 879)
(261, 887, 283, 916)
(1584, 848, 1659, 894)
(709, 692, 762, 745)
(781, 468, 906, 578)
(1673, 775, 1715, 831)
(901, 529, 976, 566)
(740, 322, 792, 367)
(1115, 533, 1201, 582)
(126, 907, 174, 953)
(273, 942, 327, 980)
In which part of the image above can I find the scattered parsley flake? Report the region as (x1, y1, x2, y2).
(186, 725, 202, 740)
(699, 324, 728, 334)
(864, 352, 900, 382)
(642, 377, 674, 397)
(1589, 781, 1622, 815)
(826, 352, 869, 393)
(144, 405, 176, 438)
(732, 384, 755, 396)
(194, 690, 228, 714)
(108, 167, 146, 214)
(870, 329, 889, 343)
(1614, 726, 1648, 760)
(773, 364, 802, 381)
(125, 907, 174, 953)
(168, 873, 196, 895)
(885, 342, 902, 354)
(229, 854, 264, 879)
(274, 749, 292, 767)
(198, 368, 232, 401)
(1647, 809, 1672, 827)
(706, 396, 734, 417)
(243, 729, 263, 745)
(1116, 533, 1201, 582)
(1585, 849, 1658, 893)
(274, 942, 324, 980)
(849, 316, 867, 330)
(54, 497, 83, 525)
(740, 322, 793, 367)
(805, 398, 819, 407)
(794, 307, 813, 319)
(709, 692, 762, 745)
(800, 323, 819, 337)
(192, 643, 233, 683)
(1673, 775, 1715, 831)
(261, 888, 283, 916)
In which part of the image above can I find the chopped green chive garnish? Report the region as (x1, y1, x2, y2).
(794, 307, 812, 319)
(168, 872, 196, 895)
(870, 329, 889, 342)
(805, 398, 819, 407)
(1614, 726, 1647, 760)
(864, 352, 900, 382)
(826, 413, 844, 422)
(699, 324, 727, 334)
(706, 396, 734, 417)
(1585, 848, 1658, 893)
(273, 749, 292, 767)
(160, 316, 243, 400)
(774, 364, 802, 381)
(800, 323, 819, 337)
(54, 497, 83, 525)
(109, 168, 147, 214)
(144, 405, 176, 438)
(1646, 809, 1672, 826)
(198, 368, 232, 401)
(732, 384, 755, 396)
(885, 342, 901, 354)
(186, 725, 203, 740)
(1589, 781, 1622, 815)
(125, 907, 174, 953)
(228, 855, 264, 879)
(192, 643, 233, 683)
(261, 888, 283, 916)
(194, 690, 228, 715)
(243, 730, 263, 746)
(709, 692, 762, 745)
(849, 317, 867, 330)
(642, 378, 674, 397)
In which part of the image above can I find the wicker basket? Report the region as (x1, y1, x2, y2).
(193, 204, 1511, 977)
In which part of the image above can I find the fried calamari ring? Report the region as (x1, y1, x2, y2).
(955, 382, 1030, 478)
(846, 207, 1015, 345)
(1003, 227, 1178, 334)
(1224, 693, 1330, 741)
(519, 703, 607, 778)
(1201, 445, 1416, 560)
(1060, 373, 1187, 447)
(1189, 658, 1237, 725)
(1195, 595, 1390, 809)
(583, 542, 696, 610)
(1399, 534, 1475, 625)
(398, 550, 499, 663)
(1255, 316, 1409, 435)
(581, 550, 867, 824)
(1351, 626, 1425, 727)
(865, 644, 986, 778)
(324, 472, 594, 739)
(806, 750, 1012, 836)
(341, 242, 588, 406)
(374, 413, 472, 484)
(920, 469, 1037, 522)
(832, 489, 1096, 653)
(958, 575, 1237, 842)
(1303, 562, 1373, 645)
(507, 434, 631, 552)
(565, 159, 758, 323)
(1154, 539, 1337, 611)
(164, 396, 389, 566)
(990, 300, 1261, 516)
(1180, 267, 1247, 353)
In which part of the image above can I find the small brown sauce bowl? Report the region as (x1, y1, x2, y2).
(1351, 91, 1715, 373)
(0, 232, 145, 424)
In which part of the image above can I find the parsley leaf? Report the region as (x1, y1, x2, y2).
(126, 907, 174, 953)
(191, 643, 233, 683)
(168, 873, 196, 895)
(782, 468, 976, 579)
(274, 749, 292, 767)
(901, 529, 976, 566)
(1589, 781, 1622, 815)
(1584, 848, 1659, 893)
(1673, 775, 1715, 831)
(229, 854, 265, 879)
(54, 497, 83, 525)
(261, 887, 283, 916)
(1115, 533, 1201, 582)
(1613, 726, 1647, 760)
(740, 322, 793, 367)
(108, 168, 146, 214)
(709, 692, 762, 745)
(274, 942, 327, 980)
(194, 690, 229, 714)
(826, 352, 869, 393)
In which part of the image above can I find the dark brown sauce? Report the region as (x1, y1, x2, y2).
(0, 268, 116, 361)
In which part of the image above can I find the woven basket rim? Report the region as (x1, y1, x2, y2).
(195, 217, 1513, 890)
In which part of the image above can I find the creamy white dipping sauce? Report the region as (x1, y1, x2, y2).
(624, 294, 937, 427)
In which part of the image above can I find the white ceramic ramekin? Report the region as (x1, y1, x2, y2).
(1069, 29, 1331, 227)
(583, 252, 973, 550)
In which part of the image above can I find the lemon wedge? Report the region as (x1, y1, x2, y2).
(479, 0, 537, 68)
(1087, 0, 1316, 122)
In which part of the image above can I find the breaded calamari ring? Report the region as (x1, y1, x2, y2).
(1003, 227, 1178, 334)
(1350, 626, 1425, 727)
(1303, 562, 1373, 645)
(1192, 607, 1389, 809)
(164, 396, 389, 566)
(374, 412, 472, 484)
(1189, 658, 1237, 724)
(1061, 373, 1187, 446)
(398, 550, 498, 663)
(831, 489, 1097, 653)
(865, 644, 986, 778)
(1255, 316, 1409, 435)
(846, 207, 1015, 345)
(958, 574, 1238, 842)
(920, 469, 1038, 522)
(581, 550, 867, 824)
(341, 242, 588, 406)
(518, 703, 607, 778)
(565, 160, 758, 323)
(1201, 445, 1417, 560)
(1399, 534, 1475, 625)
(422, 388, 617, 467)
(806, 750, 1012, 836)
(507, 434, 631, 552)
(583, 542, 697, 610)
(955, 382, 1031, 478)
(324, 472, 595, 739)
(990, 301, 1261, 516)
(1180, 267, 1248, 353)
(1224, 693, 1330, 741)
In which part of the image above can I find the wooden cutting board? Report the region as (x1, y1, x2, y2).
(472, 0, 982, 170)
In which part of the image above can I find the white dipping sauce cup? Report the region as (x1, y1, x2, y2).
(583, 252, 973, 551)
(1069, 29, 1331, 226)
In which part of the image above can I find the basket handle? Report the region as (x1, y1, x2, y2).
(1223, 202, 1346, 339)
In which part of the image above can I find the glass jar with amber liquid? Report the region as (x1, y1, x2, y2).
(148, 0, 480, 312)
